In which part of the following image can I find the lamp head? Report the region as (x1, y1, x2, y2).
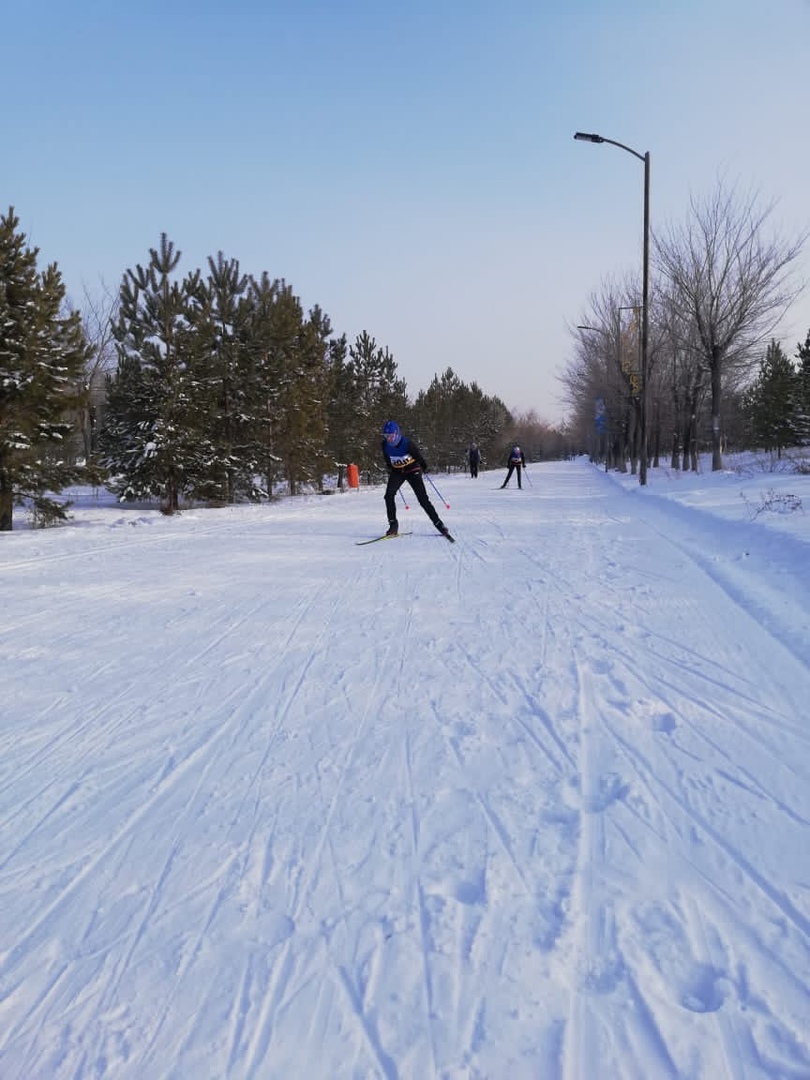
(574, 132, 604, 143)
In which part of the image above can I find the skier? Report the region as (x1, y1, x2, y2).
(501, 443, 526, 489)
(381, 421, 450, 538)
(468, 440, 481, 478)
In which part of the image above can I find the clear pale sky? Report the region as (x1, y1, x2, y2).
(4, 0, 809, 420)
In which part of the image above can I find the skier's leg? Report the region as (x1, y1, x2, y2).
(407, 473, 445, 531)
(501, 464, 513, 488)
(517, 465, 522, 489)
(385, 473, 404, 530)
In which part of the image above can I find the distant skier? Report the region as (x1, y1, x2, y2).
(501, 443, 525, 489)
(381, 421, 450, 538)
(468, 441, 481, 478)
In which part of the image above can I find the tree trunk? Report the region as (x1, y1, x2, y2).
(710, 345, 723, 471)
(615, 430, 627, 473)
(0, 467, 13, 531)
(671, 390, 683, 469)
(670, 427, 680, 470)
(164, 482, 179, 514)
(627, 402, 639, 476)
(682, 417, 692, 471)
(652, 398, 661, 468)
(687, 412, 699, 471)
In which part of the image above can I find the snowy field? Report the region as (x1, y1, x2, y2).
(1, 455, 809, 1080)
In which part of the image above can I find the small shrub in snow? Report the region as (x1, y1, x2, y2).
(741, 488, 803, 520)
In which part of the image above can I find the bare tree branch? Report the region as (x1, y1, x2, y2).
(655, 181, 806, 469)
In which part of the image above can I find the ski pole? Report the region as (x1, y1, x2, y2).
(426, 473, 450, 508)
(399, 487, 410, 510)
(523, 467, 532, 486)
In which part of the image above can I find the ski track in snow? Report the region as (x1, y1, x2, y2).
(0, 464, 809, 1078)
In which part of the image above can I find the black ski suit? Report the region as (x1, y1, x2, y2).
(501, 445, 525, 489)
(468, 442, 481, 478)
(382, 435, 445, 533)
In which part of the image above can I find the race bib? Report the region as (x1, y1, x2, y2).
(389, 452, 416, 469)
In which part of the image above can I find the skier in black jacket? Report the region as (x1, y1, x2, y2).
(381, 421, 449, 538)
(468, 441, 481, 478)
(501, 443, 526, 489)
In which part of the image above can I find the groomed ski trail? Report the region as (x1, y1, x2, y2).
(0, 463, 808, 1078)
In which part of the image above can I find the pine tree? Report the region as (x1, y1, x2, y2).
(0, 208, 91, 530)
(744, 340, 798, 457)
(410, 368, 510, 470)
(460, 382, 511, 468)
(101, 235, 205, 511)
(243, 275, 303, 496)
(795, 331, 810, 447)
(296, 304, 335, 491)
(347, 331, 408, 476)
(324, 333, 352, 479)
(273, 300, 332, 495)
(190, 252, 256, 503)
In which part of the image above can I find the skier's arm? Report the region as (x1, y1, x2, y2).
(381, 439, 393, 473)
(409, 439, 429, 472)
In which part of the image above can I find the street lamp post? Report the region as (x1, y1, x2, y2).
(574, 131, 650, 485)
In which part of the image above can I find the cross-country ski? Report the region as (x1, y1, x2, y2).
(355, 531, 412, 545)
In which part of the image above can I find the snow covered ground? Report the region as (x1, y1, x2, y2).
(1, 455, 809, 1080)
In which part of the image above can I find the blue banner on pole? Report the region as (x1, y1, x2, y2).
(594, 397, 607, 434)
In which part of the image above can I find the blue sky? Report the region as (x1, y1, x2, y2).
(4, 0, 809, 419)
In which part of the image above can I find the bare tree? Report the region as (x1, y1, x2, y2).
(79, 280, 120, 461)
(563, 279, 648, 473)
(62, 279, 120, 465)
(655, 183, 805, 470)
(651, 291, 705, 471)
(561, 288, 618, 466)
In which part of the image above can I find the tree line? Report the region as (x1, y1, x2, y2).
(0, 209, 570, 531)
(562, 183, 808, 474)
